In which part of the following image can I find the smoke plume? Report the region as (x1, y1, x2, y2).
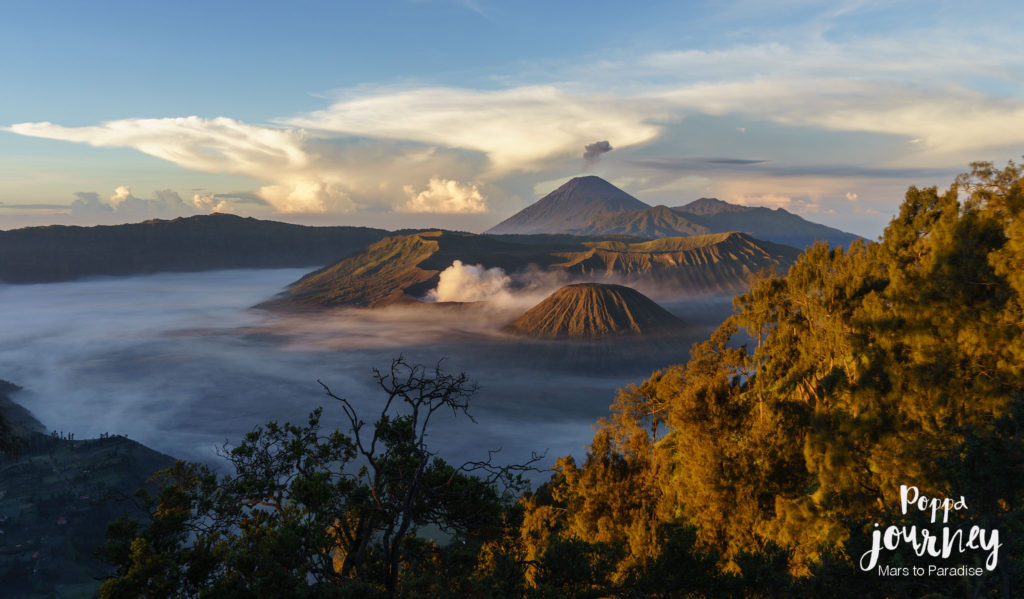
(427, 260, 511, 303)
(583, 140, 613, 165)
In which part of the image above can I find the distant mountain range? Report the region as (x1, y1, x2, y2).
(0, 214, 390, 283)
(486, 176, 861, 248)
(671, 197, 861, 249)
(0, 176, 858, 288)
(260, 229, 797, 310)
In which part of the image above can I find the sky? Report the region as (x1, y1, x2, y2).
(1, 1, 1022, 237)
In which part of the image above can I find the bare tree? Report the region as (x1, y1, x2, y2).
(320, 356, 542, 597)
(99, 357, 541, 598)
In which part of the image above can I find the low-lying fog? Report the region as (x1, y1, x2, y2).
(0, 268, 734, 481)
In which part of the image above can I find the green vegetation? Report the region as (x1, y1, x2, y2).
(97, 358, 540, 599)
(527, 160, 1024, 597)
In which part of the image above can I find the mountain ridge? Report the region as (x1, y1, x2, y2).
(671, 199, 860, 248)
(484, 176, 861, 248)
(0, 213, 391, 283)
(259, 229, 799, 311)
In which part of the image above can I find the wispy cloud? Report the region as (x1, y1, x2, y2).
(6, 16, 1024, 230)
(0, 203, 72, 210)
(629, 157, 951, 179)
(284, 86, 663, 175)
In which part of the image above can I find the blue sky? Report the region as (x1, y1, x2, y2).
(2, 1, 1022, 236)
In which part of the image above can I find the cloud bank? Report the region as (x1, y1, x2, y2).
(7, 20, 1024, 234)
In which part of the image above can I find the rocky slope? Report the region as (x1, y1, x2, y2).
(504, 283, 683, 338)
(553, 232, 800, 294)
(567, 205, 709, 238)
(485, 176, 649, 234)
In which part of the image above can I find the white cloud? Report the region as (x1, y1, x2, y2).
(7, 27, 1024, 228)
(7, 116, 498, 216)
(65, 186, 265, 222)
(8, 117, 339, 214)
(191, 192, 234, 213)
(69, 186, 194, 219)
(109, 185, 134, 208)
(285, 85, 664, 175)
(70, 192, 112, 216)
(732, 192, 793, 210)
(9, 117, 309, 174)
(427, 260, 511, 303)
(401, 178, 487, 214)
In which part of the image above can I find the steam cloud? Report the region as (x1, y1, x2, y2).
(427, 260, 511, 303)
(583, 140, 613, 165)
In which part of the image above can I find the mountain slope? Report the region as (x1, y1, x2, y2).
(486, 176, 649, 234)
(257, 231, 567, 310)
(567, 205, 710, 238)
(259, 229, 800, 311)
(0, 381, 175, 598)
(555, 232, 799, 294)
(504, 283, 682, 338)
(0, 214, 390, 283)
(672, 198, 861, 248)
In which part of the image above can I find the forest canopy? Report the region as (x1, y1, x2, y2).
(527, 160, 1024, 597)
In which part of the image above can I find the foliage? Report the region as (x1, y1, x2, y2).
(524, 160, 1024, 597)
(99, 358, 539, 598)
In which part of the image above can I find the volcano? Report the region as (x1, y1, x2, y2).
(504, 283, 683, 338)
(485, 176, 649, 234)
